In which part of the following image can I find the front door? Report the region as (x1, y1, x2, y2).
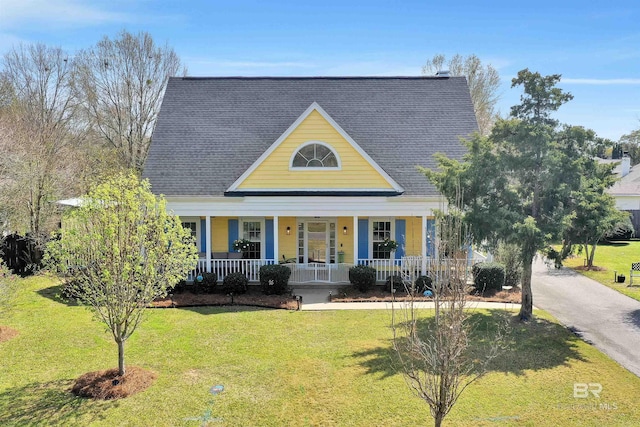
(296, 220, 336, 282)
(307, 222, 328, 263)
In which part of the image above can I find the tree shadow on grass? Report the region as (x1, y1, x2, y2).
(352, 310, 587, 379)
(36, 285, 79, 307)
(0, 379, 113, 426)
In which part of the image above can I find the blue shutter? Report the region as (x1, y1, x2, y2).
(426, 219, 436, 257)
(358, 219, 368, 260)
(200, 218, 206, 253)
(228, 219, 238, 252)
(395, 219, 405, 260)
(265, 219, 274, 260)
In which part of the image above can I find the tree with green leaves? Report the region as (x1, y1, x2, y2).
(46, 173, 197, 375)
(618, 126, 640, 165)
(422, 54, 501, 135)
(562, 161, 628, 268)
(423, 69, 604, 321)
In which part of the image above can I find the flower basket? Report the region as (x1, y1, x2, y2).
(232, 239, 252, 252)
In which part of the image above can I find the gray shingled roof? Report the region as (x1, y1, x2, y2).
(609, 164, 640, 196)
(143, 77, 477, 197)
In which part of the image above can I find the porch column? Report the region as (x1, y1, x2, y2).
(421, 215, 427, 276)
(353, 216, 359, 264)
(273, 216, 279, 262)
(205, 215, 211, 273)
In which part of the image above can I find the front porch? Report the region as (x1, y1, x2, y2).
(171, 195, 451, 285)
(188, 256, 471, 284)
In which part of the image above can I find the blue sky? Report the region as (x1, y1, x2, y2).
(1, 0, 639, 140)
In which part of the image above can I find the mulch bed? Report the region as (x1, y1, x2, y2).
(152, 289, 299, 310)
(0, 326, 18, 342)
(330, 287, 522, 304)
(71, 366, 157, 400)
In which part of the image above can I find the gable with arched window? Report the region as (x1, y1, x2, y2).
(290, 141, 341, 170)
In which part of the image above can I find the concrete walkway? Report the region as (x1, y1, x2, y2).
(531, 257, 640, 377)
(291, 285, 520, 311)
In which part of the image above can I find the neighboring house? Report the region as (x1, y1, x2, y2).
(143, 76, 477, 283)
(607, 156, 640, 233)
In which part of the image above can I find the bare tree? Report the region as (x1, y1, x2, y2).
(392, 203, 504, 427)
(423, 54, 501, 135)
(0, 44, 79, 238)
(74, 30, 185, 172)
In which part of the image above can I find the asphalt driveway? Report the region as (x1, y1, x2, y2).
(531, 257, 640, 377)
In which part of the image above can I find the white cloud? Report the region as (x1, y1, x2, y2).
(0, 0, 131, 29)
(563, 78, 640, 85)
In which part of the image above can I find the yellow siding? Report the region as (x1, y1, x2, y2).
(238, 110, 393, 189)
(278, 217, 298, 261)
(211, 217, 231, 252)
(337, 217, 354, 263)
(401, 217, 426, 256)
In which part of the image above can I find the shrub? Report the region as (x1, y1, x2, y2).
(385, 274, 404, 293)
(222, 272, 248, 294)
(495, 242, 522, 288)
(349, 265, 376, 292)
(201, 272, 218, 293)
(171, 279, 186, 294)
(259, 264, 291, 295)
(472, 262, 505, 294)
(414, 275, 433, 294)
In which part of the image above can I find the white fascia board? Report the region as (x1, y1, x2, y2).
(226, 101, 404, 193)
(166, 195, 444, 217)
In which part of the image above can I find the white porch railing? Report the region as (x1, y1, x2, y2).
(286, 263, 350, 283)
(188, 256, 480, 284)
(190, 258, 275, 282)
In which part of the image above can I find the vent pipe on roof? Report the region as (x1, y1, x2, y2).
(435, 70, 450, 77)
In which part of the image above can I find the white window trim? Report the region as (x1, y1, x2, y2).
(180, 217, 200, 252)
(239, 217, 266, 259)
(369, 218, 395, 259)
(289, 140, 342, 171)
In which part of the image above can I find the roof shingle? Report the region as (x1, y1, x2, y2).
(143, 76, 478, 197)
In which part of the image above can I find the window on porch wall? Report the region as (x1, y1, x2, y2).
(372, 220, 392, 259)
(181, 222, 197, 244)
(242, 221, 261, 259)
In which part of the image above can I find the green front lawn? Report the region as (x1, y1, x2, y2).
(1, 275, 639, 426)
(561, 240, 640, 302)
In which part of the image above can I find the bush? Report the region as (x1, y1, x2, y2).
(472, 262, 505, 294)
(349, 265, 376, 292)
(495, 242, 522, 287)
(222, 272, 248, 294)
(259, 264, 291, 295)
(171, 279, 186, 294)
(201, 272, 218, 293)
(414, 275, 433, 294)
(385, 274, 404, 292)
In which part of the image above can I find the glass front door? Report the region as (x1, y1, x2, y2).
(307, 222, 327, 263)
(298, 220, 336, 264)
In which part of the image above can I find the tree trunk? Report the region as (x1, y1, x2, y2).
(519, 253, 534, 321)
(117, 339, 125, 376)
(587, 244, 597, 268)
(434, 412, 443, 427)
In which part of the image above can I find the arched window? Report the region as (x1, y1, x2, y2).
(290, 142, 340, 169)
